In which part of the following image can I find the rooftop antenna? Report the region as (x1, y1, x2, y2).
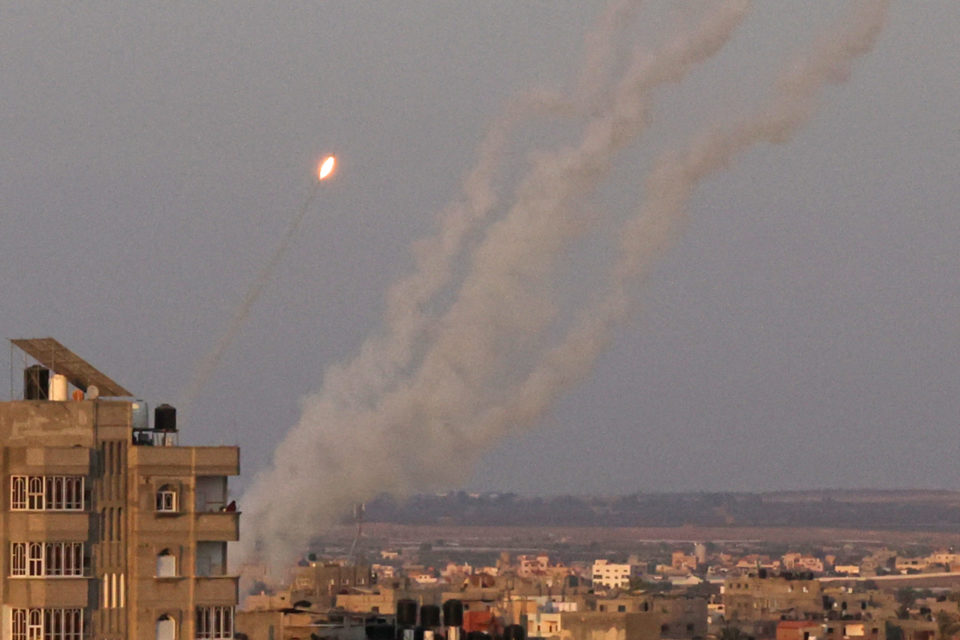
(348, 502, 364, 564)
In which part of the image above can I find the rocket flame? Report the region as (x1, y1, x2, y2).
(318, 155, 336, 181)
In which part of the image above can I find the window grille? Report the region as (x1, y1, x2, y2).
(10, 543, 84, 577)
(196, 606, 234, 639)
(11, 475, 27, 509)
(11, 609, 82, 640)
(10, 476, 85, 511)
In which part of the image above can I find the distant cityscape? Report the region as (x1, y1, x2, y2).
(241, 510, 960, 640)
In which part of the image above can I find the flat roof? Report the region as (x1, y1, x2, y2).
(11, 337, 132, 397)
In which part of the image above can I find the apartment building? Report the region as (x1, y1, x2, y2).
(592, 560, 636, 590)
(1, 338, 239, 640)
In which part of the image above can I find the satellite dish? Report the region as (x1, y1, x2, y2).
(86, 385, 100, 400)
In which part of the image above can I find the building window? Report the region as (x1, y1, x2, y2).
(156, 486, 178, 513)
(12, 608, 26, 640)
(157, 614, 176, 640)
(11, 476, 27, 509)
(11, 542, 26, 575)
(157, 549, 177, 578)
(30, 609, 42, 640)
(28, 477, 44, 510)
(28, 542, 43, 576)
(11, 542, 84, 577)
(10, 476, 84, 511)
(11, 608, 82, 640)
(196, 606, 234, 639)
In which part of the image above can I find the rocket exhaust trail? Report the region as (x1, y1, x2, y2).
(238, 0, 752, 569)
(180, 175, 324, 415)
(238, 1, 888, 571)
(472, 0, 891, 452)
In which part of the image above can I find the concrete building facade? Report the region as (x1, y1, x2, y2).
(0, 339, 239, 640)
(592, 560, 635, 590)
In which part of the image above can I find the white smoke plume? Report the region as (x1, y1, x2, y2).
(238, 0, 887, 570)
(473, 0, 891, 451)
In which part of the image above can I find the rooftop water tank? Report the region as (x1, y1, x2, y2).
(421, 605, 440, 628)
(24, 365, 49, 400)
(443, 600, 464, 627)
(49, 374, 68, 401)
(155, 404, 177, 432)
(131, 401, 149, 430)
(397, 599, 418, 627)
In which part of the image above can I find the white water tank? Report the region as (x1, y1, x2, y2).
(131, 401, 149, 430)
(50, 374, 68, 401)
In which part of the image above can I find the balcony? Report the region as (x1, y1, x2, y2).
(196, 511, 239, 541)
(195, 575, 239, 602)
(5, 577, 89, 607)
(6, 512, 91, 539)
(130, 445, 238, 476)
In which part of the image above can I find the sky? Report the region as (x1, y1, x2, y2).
(0, 2, 958, 503)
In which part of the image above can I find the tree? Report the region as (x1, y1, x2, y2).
(896, 587, 918, 609)
(719, 624, 752, 640)
(936, 611, 960, 640)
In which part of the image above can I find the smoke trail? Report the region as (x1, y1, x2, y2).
(239, 0, 753, 569)
(309, 0, 652, 414)
(471, 0, 891, 453)
(179, 182, 320, 414)
(576, 0, 641, 107)
(185, 7, 643, 422)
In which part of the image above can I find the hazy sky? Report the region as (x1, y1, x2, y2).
(1, 2, 957, 499)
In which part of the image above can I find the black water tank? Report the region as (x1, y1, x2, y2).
(366, 624, 394, 640)
(421, 605, 441, 628)
(155, 404, 177, 432)
(397, 599, 418, 627)
(24, 365, 49, 400)
(443, 600, 464, 627)
(504, 625, 525, 640)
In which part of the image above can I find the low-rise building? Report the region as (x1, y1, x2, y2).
(723, 574, 821, 623)
(776, 619, 823, 640)
(593, 560, 636, 590)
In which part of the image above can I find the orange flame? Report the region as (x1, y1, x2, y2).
(318, 155, 336, 181)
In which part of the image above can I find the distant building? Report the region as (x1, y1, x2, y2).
(723, 573, 821, 623)
(833, 565, 861, 576)
(0, 338, 239, 640)
(517, 554, 551, 577)
(555, 611, 660, 640)
(289, 562, 374, 607)
(783, 554, 825, 574)
(592, 560, 636, 590)
(336, 588, 397, 614)
(776, 620, 823, 640)
(672, 552, 698, 573)
(821, 620, 886, 640)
